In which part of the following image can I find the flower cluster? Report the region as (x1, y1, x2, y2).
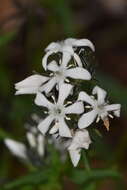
(14, 38, 121, 167)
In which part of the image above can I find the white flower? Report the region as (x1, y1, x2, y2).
(4, 139, 28, 160)
(68, 129, 91, 167)
(42, 38, 95, 70)
(41, 56, 91, 94)
(34, 83, 84, 138)
(15, 74, 49, 95)
(4, 127, 45, 161)
(78, 86, 121, 130)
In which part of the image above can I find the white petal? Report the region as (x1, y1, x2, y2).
(73, 53, 82, 67)
(61, 52, 72, 68)
(69, 149, 81, 167)
(34, 92, 53, 109)
(92, 86, 107, 105)
(15, 75, 48, 88)
(78, 91, 95, 106)
(66, 67, 91, 80)
(38, 116, 54, 135)
(57, 83, 73, 105)
(4, 139, 27, 160)
(15, 87, 39, 95)
(47, 61, 59, 72)
(37, 134, 45, 156)
(105, 104, 121, 117)
(26, 132, 36, 148)
(42, 77, 56, 94)
(58, 118, 72, 137)
(64, 38, 77, 46)
(72, 129, 91, 149)
(78, 110, 97, 129)
(114, 110, 121, 117)
(45, 42, 60, 52)
(65, 102, 84, 114)
(49, 122, 59, 134)
(42, 51, 55, 70)
(72, 39, 95, 51)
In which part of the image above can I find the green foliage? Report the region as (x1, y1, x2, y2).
(71, 169, 122, 185)
(0, 32, 16, 47)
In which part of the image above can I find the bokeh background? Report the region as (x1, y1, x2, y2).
(0, 0, 127, 189)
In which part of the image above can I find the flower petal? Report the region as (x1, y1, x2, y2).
(66, 67, 91, 80)
(61, 52, 72, 68)
(78, 91, 95, 106)
(58, 118, 72, 137)
(34, 92, 53, 109)
(92, 86, 107, 105)
(65, 102, 84, 114)
(47, 61, 59, 72)
(26, 132, 36, 148)
(114, 110, 121, 117)
(15, 75, 49, 95)
(4, 139, 28, 160)
(105, 104, 121, 117)
(57, 83, 73, 105)
(49, 123, 59, 134)
(42, 51, 55, 70)
(15, 87, 39, 95)
(64, 38, 77, 46)
(72, 39, 95, 51)
(42, 77, 56, 94)
(73, 53, 82, 67)
(38, 116, 54, 135)
(37, 134, 45, 156)
(45, 42, 60, 52)
(15, 75, 48, 88)
(78, 110, 97, 129)
(69, 149, 81, 167)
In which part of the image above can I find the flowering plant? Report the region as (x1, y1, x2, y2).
(10, 38, 121, 169)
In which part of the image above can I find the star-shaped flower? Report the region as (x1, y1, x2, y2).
(34, 83, 84, 138)
(78, 86, 121, 130)
(68, 129, 91, 167)
(41, 54, 91, 94)
(42, 38, 95, 70)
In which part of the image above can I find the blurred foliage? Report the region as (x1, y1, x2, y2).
(0, 0, 127, 190)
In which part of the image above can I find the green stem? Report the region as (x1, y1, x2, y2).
(83, 151, 91, 172)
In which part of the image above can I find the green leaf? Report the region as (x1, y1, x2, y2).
(0, 32, 16, 47)
(2, 170, 51, 189)
(71, 169, 122, 185)
(0, 127, 11, 140)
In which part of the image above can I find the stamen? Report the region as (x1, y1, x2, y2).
(96, 116, 100, 123)
(44, 111, 48, 114)
(85, 105, 92, 109)
(108, 114, 114, 119)
(68, 64, 74, 68)
(51, 95, 56, 103)
(79, 48, 84, 54)
(65, 101, 72, 106)
(65, 78, 70, 83)
(65, 116, 71, 120)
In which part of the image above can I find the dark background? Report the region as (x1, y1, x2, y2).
(0, 0, 127, 189)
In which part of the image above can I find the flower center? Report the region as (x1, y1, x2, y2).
(54, 68, 65, 81)
(49, 104, 65, 118)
